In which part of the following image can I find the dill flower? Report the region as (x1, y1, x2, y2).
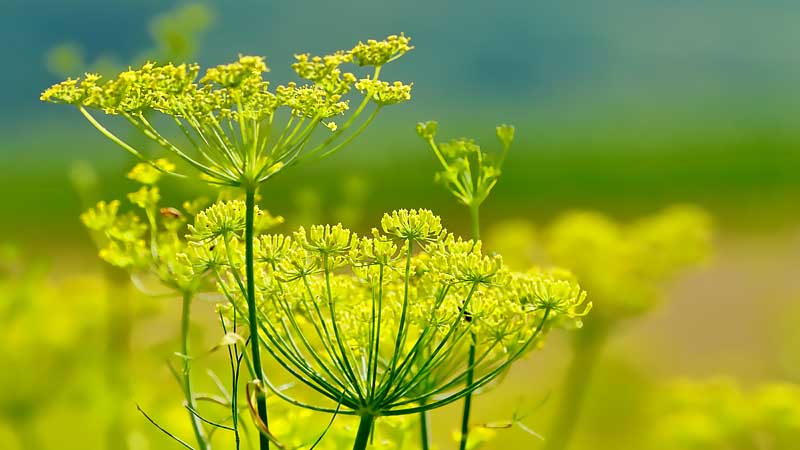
(350, 33, 413, 67)
(203, 207, 589, 429)
(82, 173, 281, 294)
(355, 79, 413, 106)
(46, 36, 415, 449)
(41, 35, 414, 188)
(187, 199, 282, 242)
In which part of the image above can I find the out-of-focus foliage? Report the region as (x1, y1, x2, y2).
(44, 3, 214, 79)
(652, 378, 800, 450)
(486, 206, 713, 322)
(483, 219, 538, 270)
(0, 248, 119, 450)
(147, 3, 214, 63)
(545, 206, 712, 321)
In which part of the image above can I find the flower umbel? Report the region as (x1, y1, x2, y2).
(42, 35, 414, 188)
(207, 207, 587, 418)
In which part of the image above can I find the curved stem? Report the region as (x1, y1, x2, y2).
(245, 187, 270, 450)
(544, 326, 608, 450)
(181, 292, 210, 450)
(352, 415, 374, 450)
(318, 106, 382, 160)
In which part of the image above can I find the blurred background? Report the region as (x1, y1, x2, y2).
(2, 1, 799, 449)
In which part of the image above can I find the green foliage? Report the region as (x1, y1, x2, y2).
(545, 205, 712, 321)
(148, 3, 214, 62)
(44, 3, 214, 80)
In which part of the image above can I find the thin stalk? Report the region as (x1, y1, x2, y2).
(419, 409, 431, 450)
(469, 203, 481, 241)
(245, 187, 270, 450)
(352, 415, 375, 450)
(457, 337, 477, 450)
(458, 202, 481, 450)
(544, 325, 608, 450)
(181, 292, 210, 450)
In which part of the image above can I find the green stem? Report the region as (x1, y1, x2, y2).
(469, 203, 480, 241)
(544, 326, 608, 450)
(419, 410, 431, 450)
(458, 202, 481, 450)
(352, 415, 375, 450)
(181, 292, 210, 450)
(458, 337, 477, 450)
(245, 187, 270, 450)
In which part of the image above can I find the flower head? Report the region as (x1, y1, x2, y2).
(211, 207, 587, 417)
(381, 209, 445, 243)
(42, 35, 414, 188)
(187, 200, 282, 242)
(355, 79, 412, 105)
(351, 33, 413, 67)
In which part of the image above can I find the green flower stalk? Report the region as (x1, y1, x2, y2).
(416, 121, 514, 450)
(542, 207, 712, 450)
(184, 207, 590, 450)
(43, 34, 413, 450)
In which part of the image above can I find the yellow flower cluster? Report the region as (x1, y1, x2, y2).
(188, 199, 284, 242)
(42, 35, 414, 188)
(292, 51, 356, 95)
(41, 62, 201, 114)
(81, 167, 282, 293)
(351, 33, 413, 67)
(355, 79, 413, 106)
(192, 206, 589, 416)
